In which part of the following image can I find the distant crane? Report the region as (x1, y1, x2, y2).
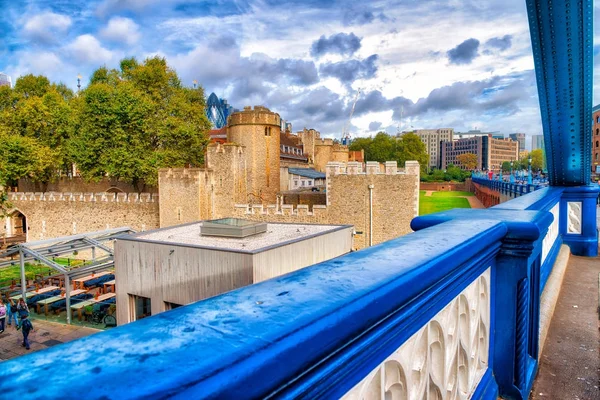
(341, 89, 361, 146)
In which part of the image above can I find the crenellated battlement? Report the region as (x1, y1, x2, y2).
(207, 142, 245, 154)
(9, 192, 159, 203)
(234, 203, 328, 217)
(227, 105, 281, 127)
(159, 168, 205, 180)
(325, 160, 419, 176)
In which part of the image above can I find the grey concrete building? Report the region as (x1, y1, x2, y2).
(414, 128, 454, 169)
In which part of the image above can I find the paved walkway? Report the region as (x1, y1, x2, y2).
(464, 195, 485, 209)
(531, 255, 600, 399)
(0, 318, 100, 361)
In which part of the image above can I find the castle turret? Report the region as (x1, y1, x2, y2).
(227, 106, 281, 203)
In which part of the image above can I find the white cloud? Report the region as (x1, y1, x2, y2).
(6, 51, 66, 83)
(96, 0, 160, 18)
(65, 35, 114, 65)
(100, 17, 141, 45)
(23, 12, 72, 44)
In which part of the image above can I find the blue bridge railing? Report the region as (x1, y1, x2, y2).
(0, 186, 589, 400)
(472, 175, 544, 198)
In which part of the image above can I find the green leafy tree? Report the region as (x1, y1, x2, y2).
(69, 56, 211, 188)
(501, 161, 512, 172)
(0, 133, 57, 187)
(395, 133, 428, 171)
(456, 153, 478, 170)
(13, 74, 50, 98)
(349, 132, 428, 172)
(520, 149, 544, 171)
(0, 76, 75, 181)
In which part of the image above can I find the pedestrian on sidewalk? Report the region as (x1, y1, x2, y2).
(0, 299, 6, 333)
(6, 298, 18, 327)
(16, 298, 29, 329)
(20, 315, 33, 350)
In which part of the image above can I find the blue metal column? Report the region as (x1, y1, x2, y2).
(526, 0, 599, 256)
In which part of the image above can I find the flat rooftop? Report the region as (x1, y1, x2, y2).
(131, 222, 349, 253)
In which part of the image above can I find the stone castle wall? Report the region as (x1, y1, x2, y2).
(158, 168, 205, 227)
(297, 128, 319, 164)
(8, 192, 159, 241)
(158, 143, 249, 227)
(232, 161, 420, 249)
(17, 177, 157, 194)
(314, 141, 349, 172)
(228, 106, 280, 203)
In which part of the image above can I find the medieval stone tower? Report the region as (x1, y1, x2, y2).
(227, 106, 281, 203)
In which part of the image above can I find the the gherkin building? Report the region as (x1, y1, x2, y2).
(206, 92, 234, 128)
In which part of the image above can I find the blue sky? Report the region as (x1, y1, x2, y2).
(1, 0, 599, 145)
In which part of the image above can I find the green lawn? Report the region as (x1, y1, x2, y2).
(419, 190, 472, 216)
(0, 264, 54, 287)
(430, 191, 474, 197)
(0, 257, 86, 288)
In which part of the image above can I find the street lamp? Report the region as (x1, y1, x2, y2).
(510, 161, 515, 183)
(527, 155, 533, 184)
(77, 74, 82, 92)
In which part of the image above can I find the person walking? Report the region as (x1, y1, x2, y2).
(6, 298, 18, 328)
(20, 315, 33, 350)
(16, 298, 29, 329)
(0, 299, 6, 333)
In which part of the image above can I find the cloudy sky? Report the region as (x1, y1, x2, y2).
(1, 0, 599, 147)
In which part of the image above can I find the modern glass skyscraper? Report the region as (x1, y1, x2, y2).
(206, 92, 235, 129)
(509, 133, 526, 152)
(0, 72, 12, 87)
(531, 134, 545, 150)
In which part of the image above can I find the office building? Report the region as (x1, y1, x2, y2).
(454, 130, 502, 140)
(532, 135, 545, 150)
(414, 128, 454, 169)
(0, 73, 11, 88)
(509, 133, 526, 152)
(441, 134, 519, 171)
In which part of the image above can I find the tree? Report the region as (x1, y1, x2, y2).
(395, 133, 428, 171)
(0, 76, 74, 180)
(0, 133, 57, 187)
(456, 153, 478, 170)
(69, 56, 211, 188)
(521, 149, 544, 171)
(501, 161, 512, 172)
(13, 74, 50, 98)
(349, 132, 428, 172)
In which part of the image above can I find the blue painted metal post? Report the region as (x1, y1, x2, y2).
(526, 0, 598, 256)
(494, 241, 540, 400)
(510, 162, 515, 183)
(528, 156, 533, 185)
(412, 208, 553, 400)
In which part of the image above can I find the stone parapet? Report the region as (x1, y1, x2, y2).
(227, 105, 281, 127)
(233, 203, 328, 218)
(9, 192, 158, 203)
(158, 168, 204, 180)
(325, 161, 419, 176)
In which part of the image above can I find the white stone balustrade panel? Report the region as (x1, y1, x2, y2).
(541, 203, 560, 264)
(567, 201, 582, 234)
(343, 268, 490, 400)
